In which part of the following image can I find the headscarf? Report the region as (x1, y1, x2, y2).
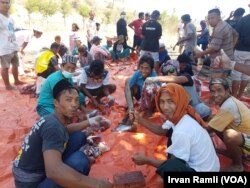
(160, 59, 179, 75)
(155, 83, 207, 127)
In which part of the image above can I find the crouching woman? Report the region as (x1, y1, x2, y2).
(132, 83, 219, 178)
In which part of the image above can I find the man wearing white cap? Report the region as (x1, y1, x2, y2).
(15, 26, 43, 74)
(36, 54, 84, 117)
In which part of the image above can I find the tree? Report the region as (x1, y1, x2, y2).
(24, 0, 39, 26)
(39, 0, 58, 26)
(60, 0, 72, 26)
(159, 10, 179, 35)
(77, 3, 90, 30)
(103, 8, 112, 24)
(77, 3, 90, 18)
(9, 0, 15, 15)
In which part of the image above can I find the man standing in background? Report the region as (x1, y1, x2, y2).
(231, 13, 250, 98)
(140, 10, 162, 73)
(116, 11, 128, 45)
(176, 14, 197, 62)
(196, 8, 238, 78)
(86, 10, 96, 50)
(15, 27, 43, 75)
(0, 0, 25, 90)
(128, 12, 144, 53)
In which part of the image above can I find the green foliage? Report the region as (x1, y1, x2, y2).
(159, 10, 179, 34)
(39, 0, 58, 18)
(9, 0, 15, 14)
(102, 8, 112, 24)
(24, 0, 39, 14)
(61, 0, 72, 18)
(126, 10, 136, 23)
(77, 3, 90, 18)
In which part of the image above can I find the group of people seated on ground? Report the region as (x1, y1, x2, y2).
(12, 45, 250, 187)
(12, 7, 250, 187)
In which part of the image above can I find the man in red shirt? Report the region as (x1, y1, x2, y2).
(128, 12, 144, 53)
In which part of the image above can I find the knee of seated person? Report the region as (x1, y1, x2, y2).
(194, 103, 211, 118)
(110, 84, 117, 93)
(64, 151, 91, 175)
(71, 131, 88, 144)
(79, 92, 86, 106)
(223, 129, 241, 144)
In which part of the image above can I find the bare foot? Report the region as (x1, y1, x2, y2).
(14, 80, 26, 85)
(223, 165, 244, 172)
(5, 85, 16, 90)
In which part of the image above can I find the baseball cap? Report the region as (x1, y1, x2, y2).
(62, 54, 77, 64)
(92, 36, 102, 43)
(118, 35, 124, 41)
(33, 26, 43, 33)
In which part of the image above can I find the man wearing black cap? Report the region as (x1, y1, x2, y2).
(90, 36, 111, 61)
(13, 79, 113, 187)
(141, 10, 162, 73)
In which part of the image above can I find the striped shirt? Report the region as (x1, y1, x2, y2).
(209, 20, 238, 61)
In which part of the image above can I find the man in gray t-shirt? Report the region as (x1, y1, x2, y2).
(12, 79, 113, 188)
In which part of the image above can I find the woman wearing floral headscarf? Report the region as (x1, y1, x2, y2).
(132, 83, 219, 176)
(145, 59, 211, 120)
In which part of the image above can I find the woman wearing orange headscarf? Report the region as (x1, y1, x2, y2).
(132, 83, 219, 177)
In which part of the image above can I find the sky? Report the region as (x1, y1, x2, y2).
(124, 0, 250, 20)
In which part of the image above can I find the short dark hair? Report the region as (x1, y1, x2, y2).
(151, 10, 160, 19)
(181, 14, 191, 22)
(209, 78, 229, 90)
(72, 23, 79, 30)
(139, 12, 144, 18)
(138, 55, 154, 69)
(208, 8, 221, 16)
(50, 42, 60, 50)
(54, 35, 61, 41)
(78, 45, 88, 53)
(53, 79, 79, 100)
(89, 60, 104, 76)
(234, 8, 245, 17)
(177, 54, 191, 64)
